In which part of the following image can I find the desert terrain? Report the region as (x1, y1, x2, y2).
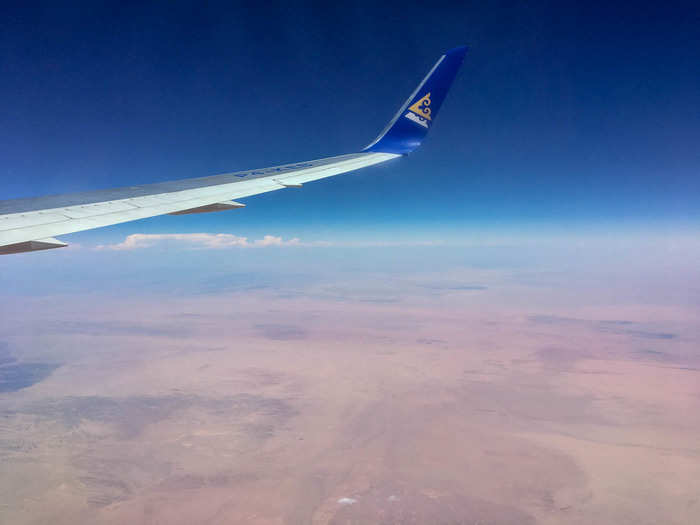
(1, 261, 699, 524)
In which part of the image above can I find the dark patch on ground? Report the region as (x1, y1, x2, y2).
(195, 271, 315, 296)
(596, 320, 635, 326)
(8, 393, 296, 440)
(254, 323, 307, 340)
(43, 320, 190, 337)
(416, 338, 447, 346)
(22, 392, 297, 508)
(603, 328, 675, 340)
(79, 473, 132, 506)
(358, 297, 401, 304)
(529, 315, 677, 340)
(0, 363, 59, 393)
(419, 282, 488, 291)
(0, 342, 17, 365)
(158, 472, 258, 491)
(315, 285, 401, 304)
(634, 348, 684, 364)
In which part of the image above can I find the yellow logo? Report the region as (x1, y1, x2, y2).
(408, 93, 432, 121)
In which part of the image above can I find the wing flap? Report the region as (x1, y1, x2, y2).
(168, 201, 246, 215)
(0, 237, 68, 255)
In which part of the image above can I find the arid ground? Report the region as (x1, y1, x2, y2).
(1, 249, 699, 524)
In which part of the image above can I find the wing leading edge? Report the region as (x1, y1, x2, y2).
(0, 46, 467, 255)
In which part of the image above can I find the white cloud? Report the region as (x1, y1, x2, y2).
(253, 235, 301, 247)
(94, 233, 456, 251)
(337, 497, 357, 505)
(95, 233, 303, 251)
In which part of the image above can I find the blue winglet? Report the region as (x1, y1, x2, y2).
(364, 46, 467, 155)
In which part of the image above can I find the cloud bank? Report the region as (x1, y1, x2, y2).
(94, 233, 446, 251)
(96, 233, 303, 251)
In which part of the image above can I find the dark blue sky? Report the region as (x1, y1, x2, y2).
(2, 1, 698, 243)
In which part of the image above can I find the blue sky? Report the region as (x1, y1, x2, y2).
(1, 1, 699, 248)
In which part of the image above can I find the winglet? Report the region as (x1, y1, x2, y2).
(364, 46, 467, 155)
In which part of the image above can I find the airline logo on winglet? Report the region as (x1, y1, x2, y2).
(404, 92, 432, 128)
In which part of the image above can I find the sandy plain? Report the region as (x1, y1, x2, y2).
(0, 265, 699, 524)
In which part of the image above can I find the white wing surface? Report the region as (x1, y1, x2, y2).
(0, 47, 467, 255)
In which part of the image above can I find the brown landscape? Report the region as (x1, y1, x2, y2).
(1, 264, 699, 524)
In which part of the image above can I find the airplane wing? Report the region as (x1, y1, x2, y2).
(0, 46, 467, 255)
